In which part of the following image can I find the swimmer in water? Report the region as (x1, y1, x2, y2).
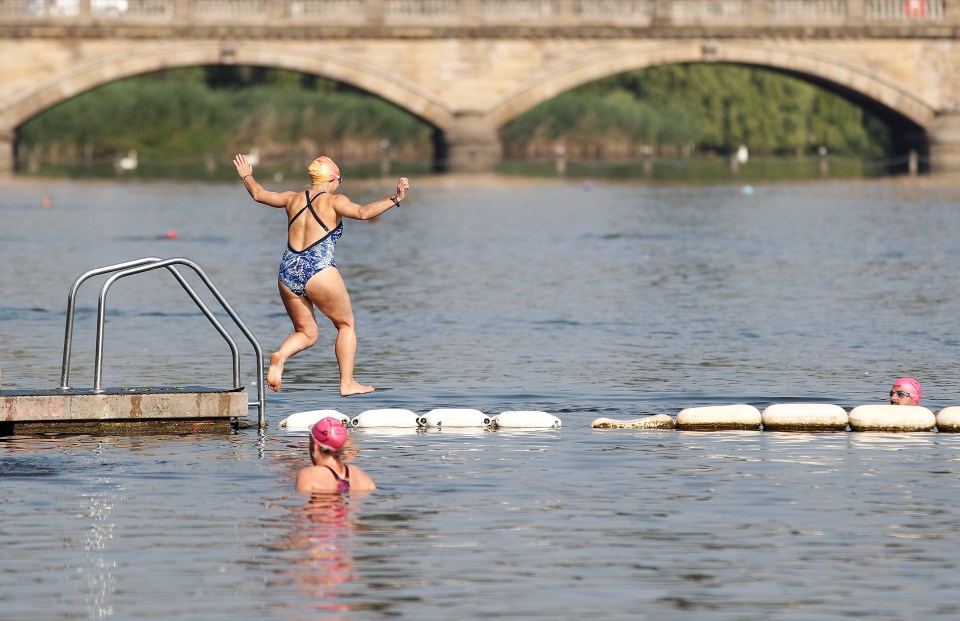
(889, 377, 922, 406)
(234, 153, 410, 396)
(296, 417, 376, 494)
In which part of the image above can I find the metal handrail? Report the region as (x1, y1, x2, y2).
(59, 257, 266, 428)
(61, 257, 242, 389)
(61, 257, 162, 389)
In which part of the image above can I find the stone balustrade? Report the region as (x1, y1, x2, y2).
(0, 0, 957, 33)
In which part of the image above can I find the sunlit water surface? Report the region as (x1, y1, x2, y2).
(3, 175, 960, 620)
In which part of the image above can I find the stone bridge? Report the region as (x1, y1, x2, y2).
(2, 0, 960, 172)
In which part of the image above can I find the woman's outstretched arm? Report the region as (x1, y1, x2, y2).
(333, 177, 410, 221)
(234, 154, 298, 208)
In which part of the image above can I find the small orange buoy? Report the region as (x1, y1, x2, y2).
(165, 229, 178, 239)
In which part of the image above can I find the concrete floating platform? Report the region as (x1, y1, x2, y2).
(2, 386, 248, 435)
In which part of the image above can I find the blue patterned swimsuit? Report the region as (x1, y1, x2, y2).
(279, 191, 343, 296)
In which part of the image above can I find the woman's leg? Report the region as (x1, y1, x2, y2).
(304, 267, 374, 396)
(267, 282, 320, 391)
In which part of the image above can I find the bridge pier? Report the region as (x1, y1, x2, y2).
(929, 112, 960, 173)
(0, 128, 14, 175)
(441, 113, 501, 173)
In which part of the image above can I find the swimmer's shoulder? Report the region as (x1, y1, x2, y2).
(295, 464, 335, 493)
(348, 465, 377, 491)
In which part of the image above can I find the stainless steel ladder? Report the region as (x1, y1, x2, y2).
(59, 257, 266, 428)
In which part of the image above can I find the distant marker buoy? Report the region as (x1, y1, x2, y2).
(165, 229, 178, 239)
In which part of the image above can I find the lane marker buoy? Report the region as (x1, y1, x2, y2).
(848, 404, 936, 432)
(491, 411, 562, 429)
(351, 409, 420, 428)
(419, 408, 491, 429)
(676, 404, 761, 431)
(591, 414, 674, 429)
(761, 403, 848, 432)
(278, 409, 347, 431)
(936, 406, 960, 433)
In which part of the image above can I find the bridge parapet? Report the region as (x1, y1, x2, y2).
(1, 0, 958, 35)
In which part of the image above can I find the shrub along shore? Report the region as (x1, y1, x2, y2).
(17, 64, 891, 180)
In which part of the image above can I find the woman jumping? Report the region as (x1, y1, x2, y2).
(234, 153, 410, 396)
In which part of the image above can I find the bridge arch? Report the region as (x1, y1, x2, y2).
(2, 41, 453, 139)
(487, 40, 935, 139)
(0, 37, 952, 174)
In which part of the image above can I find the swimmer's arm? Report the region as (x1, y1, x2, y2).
(349, 465, 378, 491)
(246, 183, 298, 209)
(233, 153, 295, 208)
(333, 177, 410, 221)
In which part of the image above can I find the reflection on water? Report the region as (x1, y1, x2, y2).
(498, 153, 902, 183)
(277, 495, 358, 611)
(4, 177, 960, 619)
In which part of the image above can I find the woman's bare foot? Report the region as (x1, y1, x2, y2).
(267, 353, 285, 392)
(340, 381, 374, 397)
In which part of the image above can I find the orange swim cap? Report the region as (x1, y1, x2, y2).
(308, 156, 341, 185)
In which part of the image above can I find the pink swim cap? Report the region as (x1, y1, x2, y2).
(892, 377, 922, 405)
(310, 417, 347, 451)
(307, 156, 341, 186)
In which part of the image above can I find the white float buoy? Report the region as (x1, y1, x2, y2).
(278, 409, 347, 431)
(491, 411, 562, 429)
(419, 408, 491, 429)
(848, 404, 935, 432)
(761, 403, 848, 432)
(675, 404, 761, 430)
(936, 407, 960, 433)
(351, 409, 420, 428)
(590, 414, 675, 429)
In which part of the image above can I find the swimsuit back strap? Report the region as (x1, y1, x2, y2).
(325, 465, 349, 482)
(288, 191, 331, 232)
(305, 191, 331, 233)
(287, 204, 309, 230)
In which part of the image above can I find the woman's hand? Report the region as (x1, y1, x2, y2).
(395, 177, 410, 201)
(233, 154, 253, 179)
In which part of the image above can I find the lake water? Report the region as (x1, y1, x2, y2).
(3, 174, 960, 620)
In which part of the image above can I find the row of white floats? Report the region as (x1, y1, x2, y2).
(591, 403, 960, 432)
(279, 408, 562, 432)
(280, 404, 960, 433)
